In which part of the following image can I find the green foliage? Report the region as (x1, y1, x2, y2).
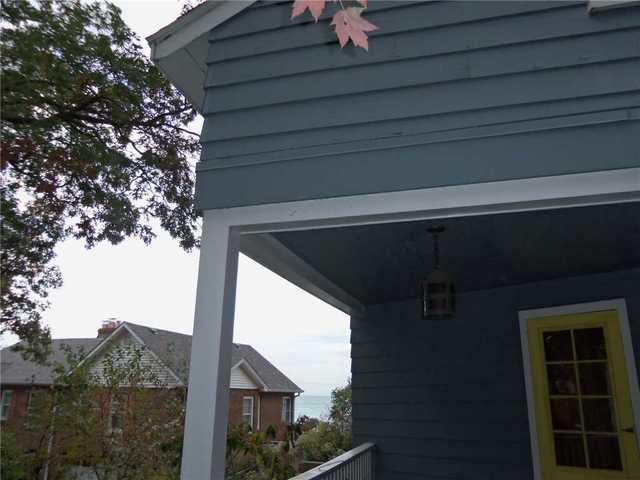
(0, 0, 200, 358)
(0, 430, 28, 480)
(295, 421, 350, 463)
(226, 424, 297, 480)
(329, 378, 352, 437)
(296, 379, 353, 462)
(12, 343, 185, 479)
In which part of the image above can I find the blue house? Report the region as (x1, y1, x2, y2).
(147, 1, 640, 479)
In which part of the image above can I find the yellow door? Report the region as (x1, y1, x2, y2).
(527, 310, 640, 479)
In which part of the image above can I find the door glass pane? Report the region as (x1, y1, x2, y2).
(554, 434, 587, 467)
(547, 364, 578, 395)
(550, 398, 582, 431)
(582, 398, 615, 432)
(579, 362, 611, 396)
(587, 435, 623, 471)
(544, 330, 574, 361)
(541, 324, 625, 473)
(574, 328, 607, 360)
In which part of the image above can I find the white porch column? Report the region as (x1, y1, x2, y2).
(181, 212, 239, 480)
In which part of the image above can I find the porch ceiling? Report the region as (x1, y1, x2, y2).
(273, 202, 640, 305)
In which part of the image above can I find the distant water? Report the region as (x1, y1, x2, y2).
(295, 394, 331, 420)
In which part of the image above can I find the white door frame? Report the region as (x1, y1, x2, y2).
(519, 299, 640, 480)
(181, 167, 640, 479)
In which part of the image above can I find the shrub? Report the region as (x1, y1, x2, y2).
(295, 421, 350, 463)
(0, 430, 28, 480)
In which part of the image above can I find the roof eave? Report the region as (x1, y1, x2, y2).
(263, 388, 305, 394)
(146, 0, 257, 112)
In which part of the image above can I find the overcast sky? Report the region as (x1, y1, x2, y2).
(2, 0, 351, 396)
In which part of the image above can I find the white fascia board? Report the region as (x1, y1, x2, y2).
(212, 168, 640, 234)
(76, 322, 129, 368)
(146, 0, 256, 111)
(147, 1, 255, 60)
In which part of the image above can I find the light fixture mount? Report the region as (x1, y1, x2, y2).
(422, 225, 456, 319)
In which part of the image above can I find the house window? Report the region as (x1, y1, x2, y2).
(282, 397, 292, 425)
(110, 398, 123, 432)
(1, 390, 12, 421)
(25, 390, 38, 429)
(242, 396, 254, 428)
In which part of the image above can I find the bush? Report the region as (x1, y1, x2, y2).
(226, 424, 296, 480)
(0, 430, 28, 480)
(295, 421, 350, 463)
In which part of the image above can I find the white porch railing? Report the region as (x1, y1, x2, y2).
(290, 443, 376, 480)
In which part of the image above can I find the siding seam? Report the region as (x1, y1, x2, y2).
(197, 112, 639, 170)
(206, 3, 580, 63)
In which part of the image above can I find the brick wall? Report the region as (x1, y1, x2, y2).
(1, 385, 50, 452)
(259, 392, 295, 440)
(228, 388, 259, 431)
(3, 385, 296, 443)
(1, 385, 32, 426)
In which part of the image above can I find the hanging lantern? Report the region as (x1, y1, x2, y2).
(422, 226, 456, 319)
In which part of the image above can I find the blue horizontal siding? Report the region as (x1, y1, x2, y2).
(206, 2, 577, 63)
(203, 29, 640, 114)
(195, 0, 640, 209)
(350, 268, 640, 480)
(201, 60, 640, 140)
(202, 92, 640, 162)
(195, 120, 640, 208)
(205, 4, 634, 88)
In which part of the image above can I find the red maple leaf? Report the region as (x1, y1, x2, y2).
(331, 7, 378, 51)
(291, 0, 327, 22)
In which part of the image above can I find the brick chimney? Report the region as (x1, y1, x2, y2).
(97, 318, 120, 338)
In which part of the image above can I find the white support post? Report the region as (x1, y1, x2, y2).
(181, 212, 239, 480)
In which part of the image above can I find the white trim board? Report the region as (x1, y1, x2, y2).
(518, 299, 640, 480)
(147, 1, 256, 59)
(146, 0, 256, 111)
(224, 168, 640, 234)
(229, 168, 640, 315)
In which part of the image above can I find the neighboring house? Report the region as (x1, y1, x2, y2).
(147, 1, 640, 480)
(0, 321, 301, 440)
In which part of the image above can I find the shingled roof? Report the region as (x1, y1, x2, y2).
(1, 338, 102, 386)
(1, 322, 302, 393)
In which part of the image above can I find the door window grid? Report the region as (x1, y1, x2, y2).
(543, 326, 622, 471)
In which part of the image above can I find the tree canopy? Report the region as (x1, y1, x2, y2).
(1, 0, 200, 359)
